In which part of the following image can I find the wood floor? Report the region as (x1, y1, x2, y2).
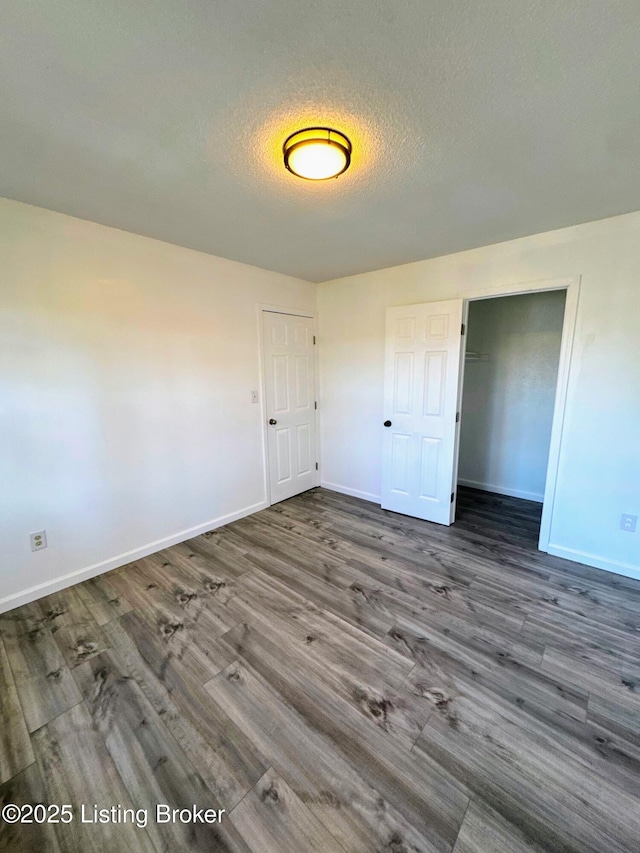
(1, 487, 640, 852)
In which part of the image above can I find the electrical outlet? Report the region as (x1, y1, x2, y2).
(620, 514, 637, 533)
(251, 390, 259, 404)
(30, 530, 47, 551)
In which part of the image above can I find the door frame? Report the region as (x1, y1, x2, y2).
(454, 275, 581, 552)
(257, 303, 320, 506)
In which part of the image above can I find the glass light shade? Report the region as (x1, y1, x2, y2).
(283, 128, 352, 180)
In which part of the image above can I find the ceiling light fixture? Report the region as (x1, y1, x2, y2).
(283, 127, 352, 180)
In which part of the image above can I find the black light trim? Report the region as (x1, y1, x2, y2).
(283, 127, 352, 180)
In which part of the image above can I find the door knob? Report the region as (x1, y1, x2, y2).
(269, 418, 277, 425)
(384, 420, 392, 427)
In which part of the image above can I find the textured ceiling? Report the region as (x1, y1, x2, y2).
(1, 1, 640, 282)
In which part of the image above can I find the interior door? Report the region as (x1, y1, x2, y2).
(381, 300, 464, 524)
(262, 311, 317, 504)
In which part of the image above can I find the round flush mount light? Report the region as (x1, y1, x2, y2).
(283, 127, 352, 180)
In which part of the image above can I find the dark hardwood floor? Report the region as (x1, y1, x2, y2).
(1, 487, 640, 852)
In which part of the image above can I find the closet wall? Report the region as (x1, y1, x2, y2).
(458, 290, 566, 502)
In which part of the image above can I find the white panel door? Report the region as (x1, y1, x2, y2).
(263, 311, 317, 504)
(381, 300, 463, 524)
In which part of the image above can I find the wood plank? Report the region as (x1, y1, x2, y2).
(0, 603, 81, 732)
(140, 549, 239, 608)
(452, 799, 547, 853)
(183, 530, 259, 578)
(222, 515, 350, 579)
(587, 692, 640, 749)
(471, 571, 640, 640)
(0, 763, 61, 853)
(416, 694, 640, 853)
(39, 586, 110, 668)
(309, 489, 559, 586)
(103, 616, 267, 810)
(108, 553, 238, 631)
(521, 613, 640, 671)
(207, 659, 443, 853)
(364, 580, 544, 666)
(227, 569, 414, 691)
(222, 609, 429, 752)
(240, 546, 393, 639)
(74, 572, 134, 626)
(386, 615, 589, 725)
(241, 510, 358, 582)
(213, 621, 469, 852)
(152, 543, 247, 599)
(31, 701, 157, 853)
(74, 650, 250, 852)
(541, 647, 640, 709)
(108, 558, 207, 615)
(125, 596, 235, 685)
(0, 636, 33, 784)
(229, 768, 346, 853)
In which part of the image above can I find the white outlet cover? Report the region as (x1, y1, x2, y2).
(30, 529, 48, 551)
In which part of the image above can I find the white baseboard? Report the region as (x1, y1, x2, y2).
(545, 544, 640, 582)
(457, 478, 544, 503)
(320, 481, 381, 504)
(0, 500, 268, 615)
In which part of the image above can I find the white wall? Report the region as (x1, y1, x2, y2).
(318, 211, 640, 579)
(0, 198, 315, 611)
(458, 290, 566, 502)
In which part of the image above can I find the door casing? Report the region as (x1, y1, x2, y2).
(455, 276, 581, 553)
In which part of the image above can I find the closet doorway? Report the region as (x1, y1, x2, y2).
(457, 289, 567, 539)
(380, 277, 580, 553)
(456, 277, 580, 552)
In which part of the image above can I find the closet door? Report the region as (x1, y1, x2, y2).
(381, 300, 464, 524)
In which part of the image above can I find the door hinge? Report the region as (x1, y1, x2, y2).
(313, 335, 316, 345)
(314, 401, 317, 410)
(461, 323, 465, 335)
(316, 462, 319, 470)
(456, 411, 460, 423)
(451, 492, 455, 503)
